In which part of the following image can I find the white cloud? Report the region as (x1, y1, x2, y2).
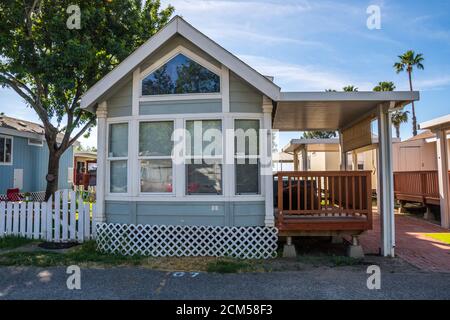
(237, 54, 374, 91)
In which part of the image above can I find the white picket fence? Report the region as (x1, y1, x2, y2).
(0, 189, 95, 243)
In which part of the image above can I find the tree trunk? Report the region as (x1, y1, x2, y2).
(408, 70, 417, 136)
(395, 125, 400, 139)
(45, 148, 61, 201)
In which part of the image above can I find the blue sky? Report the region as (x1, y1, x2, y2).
(1, 0, 449, 149)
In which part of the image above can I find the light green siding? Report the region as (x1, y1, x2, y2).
(139, 99, 221, 115)
(105, 201, 265, 227)
(229, 72, 263, 113)
(107, 80, 132, 117)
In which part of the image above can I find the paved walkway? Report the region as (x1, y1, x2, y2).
(359, 210, 450, 273)
(1, 266, 449, 299)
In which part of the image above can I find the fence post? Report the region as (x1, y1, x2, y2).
(6, 203, 13, 235)
(77, 194, 84, 242)
(26, 202, 33, 238)
(0, 202, 5, 237)
(20, 202, 26, 237)
(12, 202, 19, 235)
(62, 189, 68, 241)
(54, 191, 60, 242)
(69, 190, 76, 240)
(33, 202, 40, 239)
(41, 201, 47, 240)
(46, 195, 53, 241)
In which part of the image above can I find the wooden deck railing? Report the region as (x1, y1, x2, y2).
(274, 171, 372, 232)
(393, 171, 449, 205)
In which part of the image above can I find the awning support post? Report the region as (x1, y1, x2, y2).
(436, 129, 450, 229)
(377, 103, 395, 257)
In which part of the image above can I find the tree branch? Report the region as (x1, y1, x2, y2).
(68, 117, 97, 148)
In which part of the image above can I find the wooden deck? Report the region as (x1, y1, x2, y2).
(394, 171, 449, 205)
(275, 171, 373, 236)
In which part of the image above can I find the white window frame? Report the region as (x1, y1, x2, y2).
(138, 119, 175, 195)
(139, 46, 222, 102)
(184, 118, 224, 196)
(27, 138, 44, 147)
(0, 135, 13, 166)
(234, 118, 262, 195)
(106, 121, 130, 195)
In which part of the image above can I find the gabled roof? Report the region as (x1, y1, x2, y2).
(0, 115, 76, 144)
(0, 115, 45, 137)
(80, 16, 280, 110)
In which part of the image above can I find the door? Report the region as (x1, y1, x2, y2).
(399, 146, 421, 171)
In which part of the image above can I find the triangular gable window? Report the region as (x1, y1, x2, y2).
(142, 54, 220, 95)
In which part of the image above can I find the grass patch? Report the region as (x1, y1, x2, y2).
(0, 236, 35, 250)
(0, 240, 143, 267)
(425, 233, 450, 245)
(206, 259, 255, 273)
(0, 241, 259, 272)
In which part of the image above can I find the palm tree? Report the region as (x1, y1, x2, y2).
(391, 110, 409, 139)
(372, 81, 409, 139)
(343, 85, 358, 92)
(394, 50, 424, 136)
(373, 81, 396, 92)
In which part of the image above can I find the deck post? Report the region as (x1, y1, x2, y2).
(262, 97, 275, 227)
(377, 103, 395, 257)
(352, 150, 358, 170)
(435, 129, 450, 228)
(293, 149, 299, 171)
(301, 146, 308, 171)
(94, 101, 108, 226)
(339, 131, 347, 170)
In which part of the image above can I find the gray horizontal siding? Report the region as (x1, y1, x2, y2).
(139, 99, 221, 115)
(229, 73, 263, 113)
(104, 200, 265, 227)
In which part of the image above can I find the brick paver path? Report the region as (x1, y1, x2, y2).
(359, 210, 450, 273)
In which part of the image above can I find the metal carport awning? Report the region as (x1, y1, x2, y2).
(273, 91, 419, 131)
(272, 90, 420, 257)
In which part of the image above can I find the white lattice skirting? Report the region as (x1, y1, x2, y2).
(96, 223, 278, 259)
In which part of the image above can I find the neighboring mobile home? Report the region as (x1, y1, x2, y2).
(81, 16, 419, 258)
(393, 125, 450, 224)
(0, 115, 74, 195)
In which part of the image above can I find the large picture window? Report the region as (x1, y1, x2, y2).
(185, 120, 222, 195)
(108, 123, 128, 193)
(235, 119, 260, 195)
(0, 136, 12, 165)
(139, 121, 174, 193)
(142, 54, 220, 96)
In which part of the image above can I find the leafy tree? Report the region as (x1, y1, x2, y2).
(325, 89, 337, 92)
(343, 85, 358, 92)
(0, 0, 174, 199)
(394, 50, 424, 136)
(302, 131, 337, 139)
(373, 81, 408, 139)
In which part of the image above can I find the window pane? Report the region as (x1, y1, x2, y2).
(139, 121, 173, 157)
(142, 54, 220, 95)
(235, 120, 259, 156)
(140, 159, 172, 193)
(109, 123, 128, 157)
(5, 138, 12, 163)
(235, 159, 260, 194)
(186, 160, 222, 195)
(186, 120, 222, 157)
(110, 160, 127, 193)
(0, 137, 4, 162)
